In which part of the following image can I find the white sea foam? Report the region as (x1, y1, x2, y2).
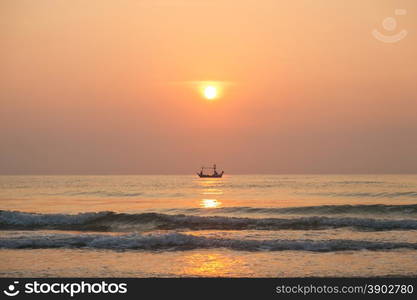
(1, 232, 417, 252)
(2, 210, 417, 232)
(0, 210, 109, 226)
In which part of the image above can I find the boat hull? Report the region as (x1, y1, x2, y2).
(197, 174, 223, 178)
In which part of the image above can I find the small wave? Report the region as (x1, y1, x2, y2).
(44, 191, 144, 197)
(172, 204, 417, 215)
(332, 181, 384, 185)
(1, 232, 417, 252)
(2, 210, 417, 232)
(311, 191, 417, 198)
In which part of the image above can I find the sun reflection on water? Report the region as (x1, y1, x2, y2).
(196, 177, 225, 208)
(201, 189, 223, 195)
(182, 252, 247, 277)
(200, 199, 222, 208)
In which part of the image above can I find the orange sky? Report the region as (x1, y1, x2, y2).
(1, 0, 417, 174)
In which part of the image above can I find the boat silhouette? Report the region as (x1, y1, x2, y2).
(197, 164, 224, 178)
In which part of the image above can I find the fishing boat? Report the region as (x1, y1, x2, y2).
(197, 164, 224, 178)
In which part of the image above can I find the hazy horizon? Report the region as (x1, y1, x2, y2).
(1, 0, 417, 175)
(2, 172, 417, 176)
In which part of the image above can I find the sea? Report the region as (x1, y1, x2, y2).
(1, 174, 417, 277)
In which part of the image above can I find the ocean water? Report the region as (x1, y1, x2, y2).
(1, 174, 417, 277)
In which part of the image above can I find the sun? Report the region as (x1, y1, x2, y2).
(203, 86, 217, 100)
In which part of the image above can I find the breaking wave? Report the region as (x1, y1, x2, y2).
(1, 232, 417, 252)
(2, 210, 417, 232)
(172, 204, 417, 216)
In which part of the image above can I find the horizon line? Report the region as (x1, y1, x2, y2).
(1, 172, 417, 176)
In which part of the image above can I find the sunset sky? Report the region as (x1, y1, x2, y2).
(1, 0, 417, 174)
